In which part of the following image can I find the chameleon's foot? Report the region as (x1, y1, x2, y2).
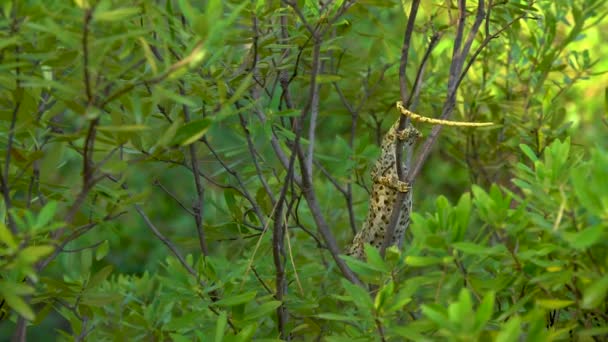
(395, 126, 421, 141)
(376, 175, 410, 193)
(395, 180, 410, 193)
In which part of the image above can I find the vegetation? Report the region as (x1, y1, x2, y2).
(0, 0, 607, 340)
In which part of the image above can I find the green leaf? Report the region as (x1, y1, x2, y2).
(519, 144, 538, 162)
(341, 279, 373, 312)
(234, 323, 257, 342)
(206, 0, 222, 20)
(214, 310, 227, 342)
(474, 291, 494, 331)
(95, 240, 110, 261)
(341, 254, 386, 277)
(316, 74, 342, 83)
(97, 125, 150, 132)
(449, 289, 473, 327)
(0, 281, 35, 320)
(384, 288, 412, 314)
(171, 119, 213, 146)
(243, 301, 282, 321)
(421, 304, 448, 327)
(212, 291, 256, 307)
(35, 201, 57, 230)
(390, 326, 428, 341)
(87, 265, 113, 289)
(20, 245, 54, 264)
(405, 255, 445, 267)
(582, 275, 608, 309)
(156, 118, 183, 148)
(495, 316, 521, 342)
(364, 244, 389, 273)
(374, 280, 394, 312)
(316, 313, 357, 321)
(95, 7, 140, 22)
(563, 224, 604, 250)
(535, 299, 574, 309)
(154, 87, 198, 107)
(0, 222, 17, 249)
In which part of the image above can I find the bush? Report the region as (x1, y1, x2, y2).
(0, 0, 606, 340)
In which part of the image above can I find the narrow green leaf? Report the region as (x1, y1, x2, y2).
(535, 299, 574, 309)
(495, 316, 521, 342)
(95, 240, 109, 261)
(405, 255, 444, 267)
(562, 224, 604, 250)
(582, 275, 608, 309)
(87, 265, 113, 289)
(364, 244, 390, 273)
(214, 310, 227, 342)
(316, 313, 357, 321)
(97, 125, 150, 132)
(243, 301, 282, 321)
(475, 291, 495, 331)
(95, 7, 140, 22)
(374, 281, 394, 312)
(20, 245, 54, 263)
(212, 291, 256, 307)
(342, 279, 373, 312)
(235, 323, 257, 342)
(316, 74, 342, 83)
(0, 281, 35, 321)
(421, 304, 448, 326)
(35, 201, 57, 230)
(171, 119, 213, 147)
(519, 144, 538, 162)
(0, 222, 17, 249)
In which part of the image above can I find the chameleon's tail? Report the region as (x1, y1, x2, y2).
(396, 101, 494, 127)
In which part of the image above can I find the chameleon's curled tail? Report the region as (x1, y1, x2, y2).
(396, 101, 494, 127)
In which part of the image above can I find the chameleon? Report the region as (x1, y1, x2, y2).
(346, 101, 493, 259)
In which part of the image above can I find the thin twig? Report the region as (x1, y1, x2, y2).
(134, 204, 203, 283)
(179, 82, 209, 256)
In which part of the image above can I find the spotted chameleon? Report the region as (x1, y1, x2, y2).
(346, 121, 419, 259)
(346, 101, 493, 259)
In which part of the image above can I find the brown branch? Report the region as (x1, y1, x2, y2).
(273, 162, 290, 339)
(202, 138, 266, 225)
(278, 1, 362, 286)
(179, 83, 208, 256)
(37, 212, 126, 272)
(1, 12, 24, 236)
(237, 112, 275, 204)
(82, 8, 94, 104)
(154, 179, 196, 216)
(306, 38, 322, 183)
(296, 139, 363, 287)
(398, 0, 421, 104)
(380, 0, 422, 257)
(409, 1, 522, 182)
(134, 204, 203, 283)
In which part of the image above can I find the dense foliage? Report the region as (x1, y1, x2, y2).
(0, 0, 607, 340)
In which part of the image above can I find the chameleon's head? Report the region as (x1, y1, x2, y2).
(383, 123, 422, 148)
